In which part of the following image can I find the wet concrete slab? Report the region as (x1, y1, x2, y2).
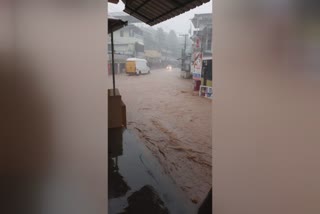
(108, 128, 198, 214)
(120, 185, 169, 214)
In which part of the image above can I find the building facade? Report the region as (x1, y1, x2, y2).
(108, 24, 145, 73)
(190, 13, 213, 98)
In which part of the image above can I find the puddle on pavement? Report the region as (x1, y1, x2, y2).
(108, 128, 198, 214)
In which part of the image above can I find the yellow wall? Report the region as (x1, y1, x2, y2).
(201, 78, 212, 87)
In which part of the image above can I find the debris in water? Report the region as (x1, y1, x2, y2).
(158, 148, 166, 158)
(191, 198, 198, 204)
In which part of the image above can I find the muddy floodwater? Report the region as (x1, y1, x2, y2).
(109, 68, 212, 203)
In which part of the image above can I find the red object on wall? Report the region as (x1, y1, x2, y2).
(194, 80, 201, 91)
(196, 37, 201, 48)
(108, 63, 111, 75)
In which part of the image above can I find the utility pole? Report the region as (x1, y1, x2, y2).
(111, 32, 116, 96)
(179, 34, 188, 71)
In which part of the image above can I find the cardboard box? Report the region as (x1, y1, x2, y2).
(108, 88, 123, 128)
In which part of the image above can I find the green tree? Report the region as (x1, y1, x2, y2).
(155, 27, 166, 52)
(167, 30, 180, 57)
(143, 30, 156, 50)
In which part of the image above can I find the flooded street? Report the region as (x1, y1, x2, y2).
(109, 68, 212, 203)
(108, 128, 197, 214)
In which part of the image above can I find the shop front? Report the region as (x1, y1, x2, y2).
(199, 57, 212, 99)
(192, 52, 202, 92)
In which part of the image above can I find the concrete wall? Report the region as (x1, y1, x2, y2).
(1, 2, 108, 213)
(213, 1, 320, 214)
(110, 28, 144, 45)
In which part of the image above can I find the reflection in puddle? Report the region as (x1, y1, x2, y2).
(108, 128, 197, 214)
(108, 158, 130, 199)
(120, 185, 169, 214)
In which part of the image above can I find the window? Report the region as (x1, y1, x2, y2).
(207, 38, 212, 51)
(129, 29, 134, 37)
(120, 30, 124, 37)
(207, 60, 212, 81)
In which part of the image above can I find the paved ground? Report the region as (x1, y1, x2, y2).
(108, 128, 197, 214)
(108, 68, 212, 204)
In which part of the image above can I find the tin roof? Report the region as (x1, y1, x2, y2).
(145, 50, 162, 58)
(122, 0, 210, 26)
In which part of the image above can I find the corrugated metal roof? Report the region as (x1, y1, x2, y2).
(122, 0, 210, 26)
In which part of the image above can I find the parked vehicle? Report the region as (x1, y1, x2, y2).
(126, 58, 150, 75)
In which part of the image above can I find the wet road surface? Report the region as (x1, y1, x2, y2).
(108, 68, 212, 204)
(108, 128, 197, 214)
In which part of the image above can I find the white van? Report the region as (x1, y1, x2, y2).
(126, 58, 150, 75)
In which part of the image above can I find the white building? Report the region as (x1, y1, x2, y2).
(108, 24, 145, 73)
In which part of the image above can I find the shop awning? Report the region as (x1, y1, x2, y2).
(122, 0, 210, 26)
(108, 16, 127, 95)
(108, 16, 128, 33)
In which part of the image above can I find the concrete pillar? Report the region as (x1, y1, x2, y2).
(11, 2, 108, 213)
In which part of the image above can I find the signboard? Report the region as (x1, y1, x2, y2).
(193, 52, 202, 80)
(195, 37, 201, 49)
(199, 86, 213, 99)
(193, 72, 201, 79)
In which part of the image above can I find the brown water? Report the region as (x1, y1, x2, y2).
(108, 68, 212, 203)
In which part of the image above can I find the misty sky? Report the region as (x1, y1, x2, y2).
(108, 1, 212, 34)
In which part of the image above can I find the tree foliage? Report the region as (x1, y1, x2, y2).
(167, 30, 180, 57)
(155, 28, 166, 51)
(143, 27, 182, 58)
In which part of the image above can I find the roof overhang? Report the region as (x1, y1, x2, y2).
(108, 0, 119, 4)
(122, 0, 210, 26)
(108, 16, 128, 33)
